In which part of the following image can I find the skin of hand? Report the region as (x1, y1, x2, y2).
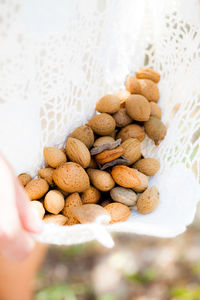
(0, 154, 43, 262)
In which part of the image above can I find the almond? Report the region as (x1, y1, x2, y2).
(121, 138, 141, 165)
(53, 162, 90, 193)
(94, 136, 115, 147)
(30, 200, 45, 219)
(111, 165, 141, 188)
(126, 94, 150, 121)
(150, 102, 161, 119)
(95, 146, 124, 164)
(126, 77, 141, 94)
(132, 169, 148, 193)
(44, 147, 67, 168)
(112, 108, 132, 127)
(38, 167, 54, 186)
(138, 79, 160, 102)
(117, 124, 145, 142)
(115, 90, 131, 108)
(43, 214, 67, 225)
(104, 202, 130, 224)
(133, 158, 160, 176)
(62, 193, 82, 225)
(96, 94, 121, 114)
(137, 186, 160, 214)
(25, 178, 49, 200)
(69, 125, 94, 149)
(87, 168, 115, 192)
(72, 204, 110, 224)
(110, 187, 137, 206)
(66, 137, 91, 168)
(18, 173, 32, 186)
(136, 68, 160, 83)
(144, 117, 167, 145)
(87, 113, 116, 136)
(44, 190, 65, 214)
(81, 186, 101, 204)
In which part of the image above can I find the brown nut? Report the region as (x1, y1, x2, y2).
(138, 79, 160, 102)
(136, 68, 160, 83)
(30, 200, 45, 219)
(38, 167, 54, 186)
(81, 186, 101, 204)
(115, 90, 131, 108)
(132, 169, 148, 193)
(126, 94, 150, 121)
(112, 108, 132, 127)
(121, 138, 141, 165)
(95, 146, 124, 164)
(144, 117, 167, 145)
(94, 136, 115, 147)
(66, 137, 91, 168)
(43, 214, 67, 225)
(96, 94, 121, 114)
(87, 113, 116, 136)
(117, 124, 145, 142)
(110, 187, 137, 206)
(104, 202, 131, 224)
(137, 186, 160, 214)
(111, 165, 141, 188)
(44, 147, 67, 168)
(44, 190, 65, 214)
(62, 193, 82, 225)
(25, 178, 49, 200)
(150, 102, 161, 119)
(126, 77, 141, 94)
(18, 173, 32, 186)
(53, 162, 90, 193)
(87, 168, 115, 192)
(72, 204, 111, 224)
(69, 125, 94, 149)
(133, 158, 160, 176)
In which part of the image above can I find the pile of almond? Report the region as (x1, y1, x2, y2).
(18, 68, 166, 226)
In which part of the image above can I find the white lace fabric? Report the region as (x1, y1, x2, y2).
(0, 0, 200, 246)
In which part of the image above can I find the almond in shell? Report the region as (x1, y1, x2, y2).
(66, 137, 91, 168)
(144, 117, 167, 145)
(87, 168, 115, 192)
(133, 158, 160, 176)
(43, 214, 67, 225)
(126, 94, 150, 121)
(87, 113, 116, 136)
(132, 169, 148, 193)
(38, 167, 54, 186)
(81, 186, 101, 204)
(126, 77, 141, 94)
(136, 68, 160, 83)
(62, 193, 82, 225)
(104, 202, 131, 224)
(53, 162, 90, 193)
(121, 138, 141, 165)
(117, 124, 145, 142)
(137, 186, 160, 214)
(111, 165, 141, 188)
(72, 204, 111, 224)
(110, 187, 137, 206)
(94, 136, 115, 147)
(44, 190, 65, 214)
(112, 108, 132, 127)
(138, 79, 160, 102)
(25, 178, 49, 200)
(150, 102, 161, 119)
(96, 94, 121, 114)
(44, 147, 67, 168)
(18, 173, 32, 186)
(70, 125, 94, 149)
(115, 90, 131, 108)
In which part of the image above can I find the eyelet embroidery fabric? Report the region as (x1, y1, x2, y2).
(0, 0, 200, 246)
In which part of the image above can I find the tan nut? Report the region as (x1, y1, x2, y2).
(44, 190, 65, 214)
(25, 178, 49, 200)
(44, 147, 67, 168)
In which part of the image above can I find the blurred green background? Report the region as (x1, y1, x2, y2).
(35, 204, 200, 300)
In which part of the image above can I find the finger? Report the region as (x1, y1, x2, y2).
(15, 180, 44, 234)
(0, 228, 35, 262)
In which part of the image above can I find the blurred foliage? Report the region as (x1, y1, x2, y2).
(171, 286, 200, 299)
(97, 295, 117, 300)
(125, 268, 157, 284)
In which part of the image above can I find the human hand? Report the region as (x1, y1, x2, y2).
(0, 155, 43, 261)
